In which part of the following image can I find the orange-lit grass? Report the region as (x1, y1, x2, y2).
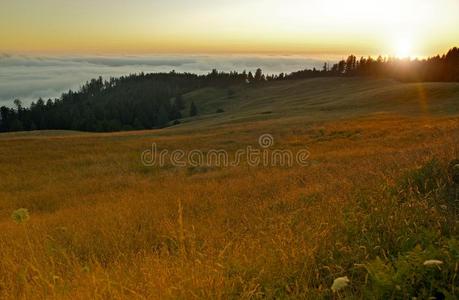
(0, 114, 458, 298)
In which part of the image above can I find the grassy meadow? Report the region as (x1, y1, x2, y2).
(1, 78, 459, 299)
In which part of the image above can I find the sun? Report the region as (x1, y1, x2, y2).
(393, 37, 413, 58)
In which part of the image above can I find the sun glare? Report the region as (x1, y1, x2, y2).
(394, 38, 413, 58)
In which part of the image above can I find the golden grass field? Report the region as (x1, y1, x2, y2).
(1, 78, 459, 299)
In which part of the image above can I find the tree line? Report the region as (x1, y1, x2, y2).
(0, 71, 243, 132)
(1, 47, 458, 132)
(282, 47, 459, 81)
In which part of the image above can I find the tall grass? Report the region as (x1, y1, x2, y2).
(0, 115, 458, 298)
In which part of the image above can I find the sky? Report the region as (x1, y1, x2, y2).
(1, 0, 458, 56)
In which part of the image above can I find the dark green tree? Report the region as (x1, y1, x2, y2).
(157, 105, 170, 126)
(10, 119, 24, 131)
(174, 95, 185, 110)
(190, 101, 198, 117)
(247, 71, 254, 83)
(254, 68, 263, 82)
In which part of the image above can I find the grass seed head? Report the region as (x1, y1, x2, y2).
(423, 260, 443, 267)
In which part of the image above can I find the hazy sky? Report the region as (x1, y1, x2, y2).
(1, 0, 458, 56)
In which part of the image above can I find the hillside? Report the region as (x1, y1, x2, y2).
(0, 78, 459, 298)
(2, 46, 459, 133)
(4, 77, 459, 137)
(165, 78, 459, 134)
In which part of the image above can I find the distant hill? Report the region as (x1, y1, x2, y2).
(178, 78, 459, 129)
(1, 47, 458, 133)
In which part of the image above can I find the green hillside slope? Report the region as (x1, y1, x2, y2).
(173, 77, 459, 129)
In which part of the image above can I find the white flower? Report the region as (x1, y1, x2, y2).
(331, 276, 350, 292)
(423, 260, 443, 266)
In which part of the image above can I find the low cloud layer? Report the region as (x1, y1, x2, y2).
(0, 54, 329, 107)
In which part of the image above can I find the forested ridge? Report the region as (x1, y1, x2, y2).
(0, 71, 248, 132)
(1, 47, 458, 133)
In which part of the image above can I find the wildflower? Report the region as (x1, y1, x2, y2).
(423, 260, 443, 266)
(11, 208, 30, 224)
(331, 276, 350, 292)
(440, 205, 448, 210)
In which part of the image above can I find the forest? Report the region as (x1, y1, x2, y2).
(1, 47, 458, 132)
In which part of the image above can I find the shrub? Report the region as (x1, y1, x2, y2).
(366, 239, 459, 299)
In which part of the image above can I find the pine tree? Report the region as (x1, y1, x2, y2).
(174, 95, 185, 110)
(190, 101, 198, 117)
(247, 72, 254, 83)
(10, 119, 24, 131)
(157, 105, 169, 126)
(254, 68, 263, 81)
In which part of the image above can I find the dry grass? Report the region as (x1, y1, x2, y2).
(1, 80, 459, 298)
